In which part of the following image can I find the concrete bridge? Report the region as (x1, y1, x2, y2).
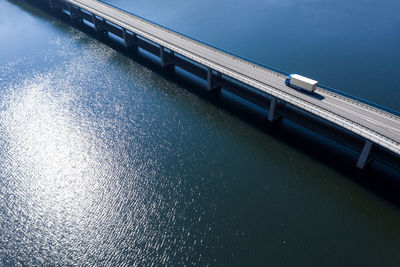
(30, 0, 400, 170)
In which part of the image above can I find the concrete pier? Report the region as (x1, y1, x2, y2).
(207, 68, 221, 92)
(357, 141, 373, 169)
(160, 46, 174, 68)
(268, 97, 281, 123)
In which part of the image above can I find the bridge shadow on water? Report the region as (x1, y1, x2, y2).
(10, 0, 400, 208)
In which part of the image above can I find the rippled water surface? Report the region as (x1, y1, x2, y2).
(1, 0, 400, 266)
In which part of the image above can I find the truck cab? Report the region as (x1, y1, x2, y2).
(285, 74, 293, 86)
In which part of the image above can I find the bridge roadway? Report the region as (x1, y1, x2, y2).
(54, 0, 400, 167)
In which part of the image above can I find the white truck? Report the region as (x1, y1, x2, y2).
(285, 74, 318, 93)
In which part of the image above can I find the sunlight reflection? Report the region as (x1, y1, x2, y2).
(0, 24, 177, 264)
(2, 78, 97, 220)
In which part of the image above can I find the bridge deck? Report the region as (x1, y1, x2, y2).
(67, 0, 400, 155)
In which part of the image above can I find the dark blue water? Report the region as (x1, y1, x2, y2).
(0, 0, 400, 266)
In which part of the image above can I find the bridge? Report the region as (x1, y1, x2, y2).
(30, 0, 400, 170)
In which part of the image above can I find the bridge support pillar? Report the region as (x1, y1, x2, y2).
(122, 28, 133, 47)
(207, 68, 221, 92)
(48, 0, 59, 12)
(92, 14, 108, 36)
(67, 3, 82, 24)
(268, 97, 281, 122)
(48, 0, 54, 10)
(122, 29, 139, 52)
(160, 46, 174, 68)
(356, 140, 373, 169)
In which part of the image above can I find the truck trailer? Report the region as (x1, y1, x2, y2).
(285, 74, 318, 93)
